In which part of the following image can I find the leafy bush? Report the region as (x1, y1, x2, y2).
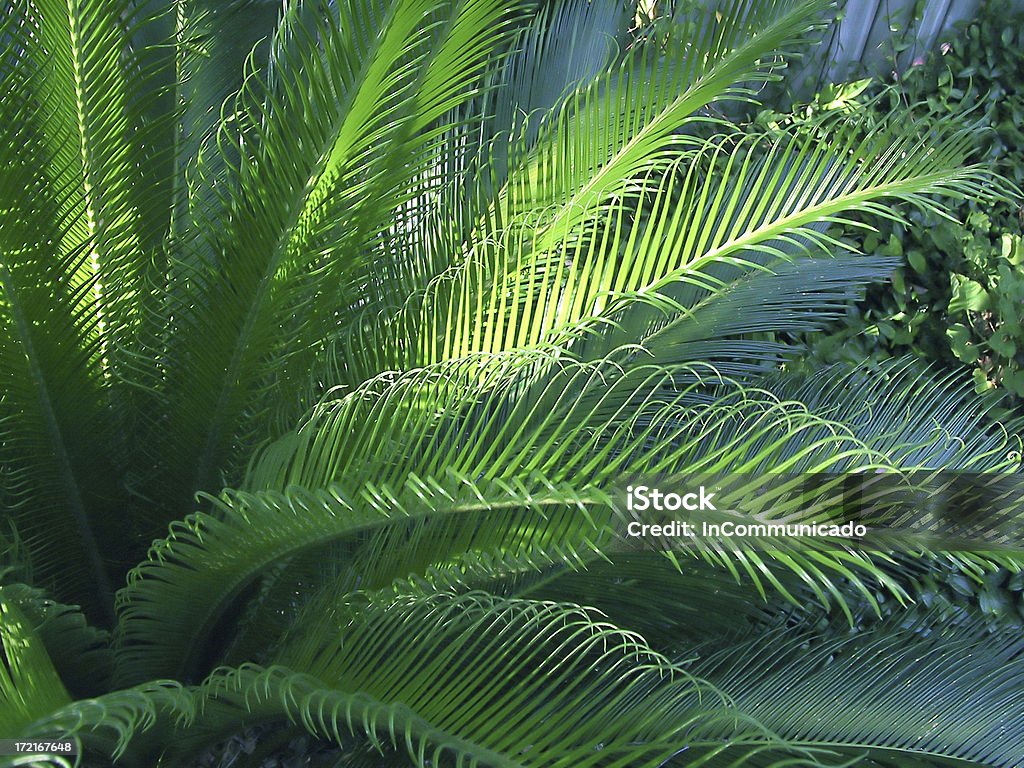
(785, 0, 1024, 398)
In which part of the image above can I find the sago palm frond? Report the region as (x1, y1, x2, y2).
(149, 0, 533, 513)
(114, 352, 1023, 687)
(0, 593, 72, 737)
(131, 592, 848, 768)
(691, 610, 1024, 766)
(0, 5, 127, 618)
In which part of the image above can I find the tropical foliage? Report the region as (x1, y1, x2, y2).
(1, 0, 1022, 765)
(784, 0, 1024, 400)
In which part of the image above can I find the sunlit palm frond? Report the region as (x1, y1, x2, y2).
(413, 112, 1002, 371)
(339, 1, 837, 376)
(113, 352, 917, 685)
(0, 592, 72, 736)
(11, 0, 178, 389)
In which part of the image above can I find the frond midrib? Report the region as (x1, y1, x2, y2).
(0, 260, 114, 622)
(117, 484, 611, 683)
(189, 0, 440, 495)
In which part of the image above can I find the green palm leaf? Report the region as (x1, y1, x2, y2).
(148, 0, 533, 514)
(119, 353, 992, 685)
(20, 681, 194, 765)
(409, 113, 1000, 372)
(157, 592, 841, 768)
(0, 19, 123, 617)
(756, 361, 1024, 470)
(692, 611, 1024, 767)
(586, 252, 902, 372)
(0, 582, 111, 699)
(0, 593, 72, 737)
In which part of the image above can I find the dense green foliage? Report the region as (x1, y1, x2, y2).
(2, 1, 1023, 766)
(784, 0, 1024, 398)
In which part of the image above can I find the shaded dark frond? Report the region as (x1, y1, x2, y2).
(691, 611, 1024, 767)
(0, 582, 112, 698)
(584, 252, 901, 370)
(21, 681, 195, 765)
(113, 473, 616, 686)
(758, 360, 1024, 471)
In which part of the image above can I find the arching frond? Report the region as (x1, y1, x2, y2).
(583, 253, 901, 371)
(757, 360, 1024, 471)
(113, 353, 919, 685)
(21, 681, 195, 764)
(692, 611, 1024, 767)
(114, 471, 617, 685)
(346, 78, 1007, 390)
(150, 0, 533, 513)
(0, 582, 111, 698)
(159, 593, 845, 768)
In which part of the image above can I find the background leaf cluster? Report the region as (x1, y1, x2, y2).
(775, 0, 1024, 399)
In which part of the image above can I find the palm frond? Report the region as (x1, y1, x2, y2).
(149, 0, 533, 513)
(114, 352, 915, 685)
(484, 0, 628, 176)
(21, 681, 195, 764)
(340, 0, 838, 377)
(337, 103, 1005, 415)
(114, 472, 616, 685)
(160, 592, 844, 768)
(0, 592, 71, 736)
(279, 549, 802, 658)
(422, 112, 1001, 369)
(166, 0, 285, 243)
(0, 582, 111, 698)
(584, 252, 901, 371)
(11, 0, 177, 384)
(0, 19, 125, 618)
(692, 611, 1024, 767)
(758, 360, 1024, 471)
